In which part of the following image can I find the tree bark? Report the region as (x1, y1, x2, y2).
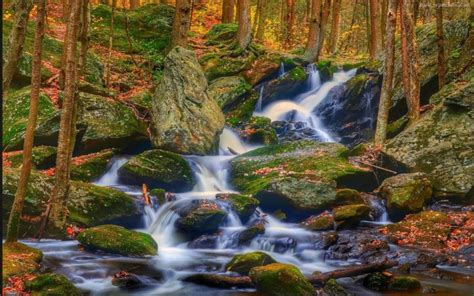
(436, 0, 446, 88)
(104, 0, 116, 86)
(316, 0, 331, 58)
(236, 0, 251, 49)
(255, 0, 267, 40)
(304, 0, 322, 61)
(222, 0, 235, 23)
(329, 0, 341, 54)
(130, 0, 140, 8)
(381, 0, 388, 46)
(413, 0, 420, 22)
(374, 0, 398, 146)
(5, 0, 46, 243)
(2, 0, 33, 99)
(284, 0, 296, 49)
(78, 0, 90, 73)
(45, 0, 82, 236)
(170, 0, 192, 48)
(369, 0, 381, 59)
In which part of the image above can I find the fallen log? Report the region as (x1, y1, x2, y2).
(307, 260, 398, 285)
(183, 274, 254, 289)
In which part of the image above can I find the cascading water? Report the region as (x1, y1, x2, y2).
(278, 62, 285, 77)
(255, 85, 264, 112)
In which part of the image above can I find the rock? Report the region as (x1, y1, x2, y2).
(200, 51, 256, 82)
(259, 66, 309, 107)
(175, 202, 227, 237)
(25, 273, 80, 296)
(230, 141, 376, 220)
(150, 47, 225, 155)
(188, 234, 219, 249)
(317, 60, 338, 81)
(208, 76, 251, 109)
(239, 116, 278, 145)
(249, 263, 315, 296)
(150, 188, 167, 205)
(77, 225, 157, 256)
(238, 222, 265, 244)
(112, 271, 145, 289)
(226, 251, 276, 275)
(2, 169, 141, 238)
(363, 272, 390, 291)
(301, 212, 334, 231)
(216, 193, 259, 221)
(205, 23, 238, 43)
(379, 173, 432, 219)
(2, 242, 43, 284)
(70, 149, 116, 182)
(183, 273, 254, 289)
(333, 204, 371, 228)
(225, 89, 259, 127)
(325, 232, 389, 262)
(335, 189, 364, 206)
(77, 92, 147, 154)
(323, 278, 350, 296)
(242, 53, 281, 85)
(387, 276, 421, 291)
(5, 146, 57, 169)
(118, 149, 195, 192)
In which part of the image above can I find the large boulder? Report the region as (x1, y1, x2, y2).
(2, 242, 43, 284)
(25, 273, 81, 296)
(249, 263, 315, 296)
(150, 47, 225, 155)
(378, 173, 432, 219)
(118, 149, 195, 192)
(301, 212, 334, 231)
(200, 51, 256, 82)
(225, 251, 276, 275)
(207, 76, 251, 109)
(216, 193, 259, 222)
(242, 53, 282, 85)
(77, 225, 157, 256)
(239, 116, 278, 145)
(175, 202, 227, 237)
(333, 204, 371, 229)
(70, 149, 116, 182)
(4, 146, 57, 169)
(230, 141, 376, 220)
(2, 169, 141, 238)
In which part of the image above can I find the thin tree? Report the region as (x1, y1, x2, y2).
(381, 0, 388, 46)
(304, 0, 322, 61)
(222, 0, 235, 23)
(170, 0, 192, 48)
(316, 0, 331, 58)
(5, 0, 47, 243)
(435, 0, 446, 88)
(329, 0, 341, 54)
(284, 0, 296, 49)
(369, 0, 382, 58)
(78, 0, 90, 73)
(59, 0, 74, 89)
(2, 0, 33, 99)
(130, 0, 140, 8)
(374, 0, 398, 146)
(255, 0, 267, 40)
(413, 0, 420, 22)
(104, 0, 117, 86)
(236, 0, 251, 49)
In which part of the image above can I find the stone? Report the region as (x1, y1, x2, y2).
(207, 76, 251, 109)
(150, 47, 225, 155)
(238, 222, 265, 244)
(175, 202, 227, 237)
(216, 193, 259, 221)
(388, 276, 421, 291)
(301, 212, 334, 231)
(335, 188, 365, 206)
(242, 53, 281, 85)
(77, 224, 157, 256)
(239, 116, 278, 145)
(200, 51, 256, 82)
(205, 23, 238, 42)
(2, 242, 43, 284)
(363, 272, 390, 291)
(70, 149, 116, 182)
(5, 146, 57, 169)
(333, 204, 371, 228)
(225, 251, 276, 275)
(323, 278, 350, 296)
(112, 271, 145, 289)
(25, 273, 81, 296)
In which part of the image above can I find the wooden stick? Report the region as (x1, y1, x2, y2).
(142, 183, 151, 206)
(183, 274, 254, 289)
(352, 159, 398, 174)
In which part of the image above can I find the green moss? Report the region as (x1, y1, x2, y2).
(226, 251, 276, 275)
(205, 23, 238, 42)
(238, 223, 265, 243)
(216, 193, 259, 220)
(363, 272, 390, 291)
(208, 76, 251, 109)
(249, 263, 314, 296)
(25, 273, 80, 296)
(150, 188, 166, 205)
(176, 205, 227, 235)
(225, 90, 259, 125)
(388, 276, 421, 291)
(324, 279, 349, 296)
(301, 213, 334, 231)
(387, 116, 408, 138)
(201, 52, 256, 81)
(333, 204, 370, 221)
(6, 146, 57, 169)
(3, 242, 43, 285)
(70, 149, 115, 182)
(288, 66, 307, 81)
(240, 116, 278, 145)
(335, 189, 364, 205)
(77, 225, 157, 256)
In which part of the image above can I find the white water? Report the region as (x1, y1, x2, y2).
(278, 62, 285, 77)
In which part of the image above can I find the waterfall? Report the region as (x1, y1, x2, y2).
(255, 85, 264, 112)
(93, 156, 130, 187)
(278, 62, 285, 77)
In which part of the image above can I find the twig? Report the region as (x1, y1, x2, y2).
(352, 159, 398, 174)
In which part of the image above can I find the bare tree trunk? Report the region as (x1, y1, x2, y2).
(284, 0, 296, 49)
(78, 0, 90, 73)
(304, 0, 322, 61)
(63, 0, 71, 20)
(130, 0, 140, 8)
(279, 0, 287, 45)
(381, 0, 388, 46)
(104, 0, 116, 86)
(316, 0, 331, 57)
(369, 0, 381, 59)
(2, 0, 33, 99)
(305, 0, 311, 23)
(329, 0, 341, 54)
(374, 0, 398, 146)
(5, 0, 47, 243)
(413, 0, 420, 22)
(255, 0, 267, 40)
(222, 0, 235, 23)
(252, 0, 260, 33)
(236, 0, 251, 49)
(170, 0, 192, 48)
(436, 0, 446, 88)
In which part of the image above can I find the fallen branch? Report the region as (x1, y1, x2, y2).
(351, 159, 398, 174)
(227, 147, 239, 155)
(183, 274, 254, 289)
(307, 260, 398, 285)
(142, 183, 151, 206)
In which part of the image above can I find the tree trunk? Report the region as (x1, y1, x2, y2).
(2, 0, 33, 99)
(5, 0, 47, 243)
(436, 0, 446, 88)
(369, 0, 381, 59)
(316, 0, 331, 57)
(170, 0, 192, 48)
(130, 0, 140, 8)
(45, 0, 82, 236)
(401, 0, 420, 123)
(236, 0, 251, 49)
(329, 0, 341, 54)
(279, 0, 287, 45)
(374, 0, 398, 146)
(284, 0, 296, 49)
(381, 0, 388, 46)
(252, 0, 260, 33)
(222, 0, 235, 23)
(104, 0, 116, 86)
(255, 0, 267, 40)
(304, 0, 322, 61)
(78, 0, 90, 73)
(413, 0, 420, 22)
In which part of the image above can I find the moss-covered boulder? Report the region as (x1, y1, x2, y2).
(2, 169, 141, 238)
(335, 188, 364, 206)
(249, 263, 315, 296)
(200, 51, 256, 81)
(363, 272, 391, 292)
(333, 204, 370, 228)
(77, 225, 157, 256)
(77, 92, 147, 154)
(387, 276, 421, 291)
(239, 116, 278, 145)
(150, 188, 167, 205)
(175, 202, 227, 236)
(70, 149, 116, 182)
(205, 23, 238, 43)
(242, 53, 281, 85)
(230, 141, 376, 220)
(25, 273, 80, 296)
(118, 149, 194, 192)
(317, 60, 338, 81)
(301, 212, 334, 231)
(238, 222, 265, 244)
(225, 89, 260, 127)
(4, 146, 57, 169)
(225, 251, 276, 275)
(216, 193, 259, 221)
(3, 242, 43, 284)
(379, 173, 432, 219)
(323, 278, 350, 296)
(208, 76, 251, 109)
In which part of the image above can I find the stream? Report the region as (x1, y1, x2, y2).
(21, 65, 473, 295)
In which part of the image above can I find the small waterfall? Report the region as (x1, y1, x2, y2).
(307, 64, 321, 90)
(278, 62, 285, 77)
(255, 85, 265, 112)
(93, 156, 129, 186)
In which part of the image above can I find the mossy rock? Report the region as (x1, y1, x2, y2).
(118, 149, 195, 192)
(242, 52, 281, 85)
(238, 222, 265, 244)
(301, 213, 334, 231)
(25, 273, 80, 296)
(129, 89, 154, 110)
(388, 276, 421, 291)
(205, 23, 238, 42)
(226, 251, 276, 275)
(5, 146, 57, 169)
(335, 188, 364, 206)
(208, 76, 251, 109)
(363, 272, 390, 291)
(150, 188, 166, 205)
(288, 65, 307, 81)
(240, 116, 278, 145)
(225, 89, 260, 127)
(249, 263, 314, 296)
(386, 115, 408, 139)
(323, 278, 350, 296)
(216, 193, 259, 221)
(317, 60, 338, 81)
(175, 202, 227, 236)
(201, 52, 256, 81)
(77, 225, 157, 256)
(333, 204, 370, 228)
(379, 173, 433, 220)
(2, 169, 141, 238)
(2, 242, 43, 285)
(70, 149, 116, 182)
